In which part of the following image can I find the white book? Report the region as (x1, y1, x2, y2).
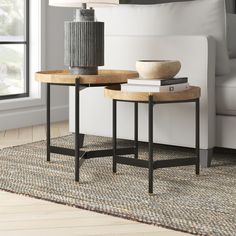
(121, 83, 189, 93)
(127, 77, 188, 86)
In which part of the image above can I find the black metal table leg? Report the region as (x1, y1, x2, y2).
(79, 134, 85, 148)
(45, 83, 136, 182)
(47, 84, 51, 162)
(134, 102, 139, 159)
(75, 78, 80, 182)
(111, 96, 200, 194)
(148, 96, 154, 194)
(196, 99, 200, 175)
(113, 100, 117, 173)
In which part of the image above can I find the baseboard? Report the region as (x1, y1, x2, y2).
(214, 146, 236, 154)
(0, 105, 69, 131)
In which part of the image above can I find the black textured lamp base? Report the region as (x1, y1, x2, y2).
(65, 20, 104, 76)
(70, 67, 98, 75)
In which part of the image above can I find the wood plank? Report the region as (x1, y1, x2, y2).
(51, 123, 61, 138)
(114, 232, 190, 236)
(0, 192, 48, 206)
(0, 209, 119, 223)
(33, 125, 46, 142)
(0, 217, 137, 231)
(0, 129, 20, 148)
(58, 121, 70, 136)
(19, 126, 33, 144)
(4, 128, 19, 140)
(0, 224, 169, 236)
(0, 131, 5, 139)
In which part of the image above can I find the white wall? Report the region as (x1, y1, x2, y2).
(45, 4, 73, 111)
(0, 0, 73, 131)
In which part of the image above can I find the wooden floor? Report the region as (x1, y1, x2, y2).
(0, 121, 190, 236)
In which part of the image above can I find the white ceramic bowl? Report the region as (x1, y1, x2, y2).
(136, 60, 181, 80)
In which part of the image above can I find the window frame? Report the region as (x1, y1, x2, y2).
(0, 0, 29, 100)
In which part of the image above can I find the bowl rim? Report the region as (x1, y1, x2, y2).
(136, 60, 180, 63)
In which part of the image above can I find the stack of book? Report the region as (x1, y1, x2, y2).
(121, 77, 189, 93)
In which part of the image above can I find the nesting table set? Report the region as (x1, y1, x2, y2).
(36, 69, 201, 194)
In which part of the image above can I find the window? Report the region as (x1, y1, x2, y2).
(0, 0, 29, 100)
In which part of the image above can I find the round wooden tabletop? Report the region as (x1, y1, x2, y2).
(35, 70, 139, 85)
(104, 85, 201, 103)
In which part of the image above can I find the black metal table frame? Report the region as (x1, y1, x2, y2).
(112, 96, 200, 194)
(46, 78, 137, 182)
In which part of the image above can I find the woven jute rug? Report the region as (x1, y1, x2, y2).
(0, 135, 235, 236)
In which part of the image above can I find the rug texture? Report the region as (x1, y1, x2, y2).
(0, 135, 235, 236)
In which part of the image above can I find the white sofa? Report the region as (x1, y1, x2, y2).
(69, 1, 235, 167)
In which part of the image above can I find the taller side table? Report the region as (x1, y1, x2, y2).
(104, 85, 201, 194)
(35, 69, 138, 182)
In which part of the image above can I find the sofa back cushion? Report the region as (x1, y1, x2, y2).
(96, 0, 230, 75)
(227, 14, 236, 58)
(226, 0, 235, 13)
(121, 0, 235, 13)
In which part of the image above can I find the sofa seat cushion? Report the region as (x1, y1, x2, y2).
(216, 59, 236, 115)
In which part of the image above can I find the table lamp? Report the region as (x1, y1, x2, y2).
(49, 0, 119, 75)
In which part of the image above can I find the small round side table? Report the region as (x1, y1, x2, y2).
(104, 85, 201, 194)
(35, 69, 138, 182)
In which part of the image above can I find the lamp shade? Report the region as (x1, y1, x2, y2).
(49, 0, 119, 7)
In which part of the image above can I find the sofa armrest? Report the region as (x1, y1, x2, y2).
(69, 35, 216, 149)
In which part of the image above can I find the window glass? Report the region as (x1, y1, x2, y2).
(0, 44, 25, 96)
(0, 0, 28, 99)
